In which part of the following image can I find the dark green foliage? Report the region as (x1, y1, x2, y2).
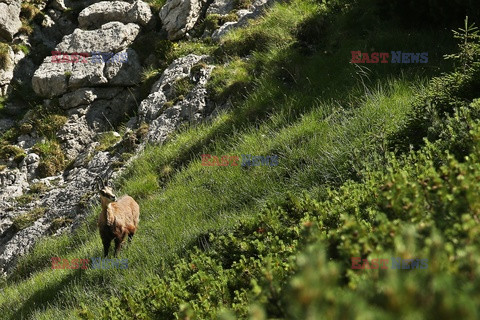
(374, 0, 480, 27)
(390, 20, 480, 155)
(206, 59, 254, 104)
(0, 145, 26, 162)
(221, 30, 278, 56)
(78, 16, 480, 318)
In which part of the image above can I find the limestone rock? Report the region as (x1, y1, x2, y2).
(103, 49, 142, 86)
(57, 115, 95, 160)
(55, 22, 140, 53)
(0, 0, 21, 41)
(32, 56, 107, 98)
(0, 45, 25, 96)
(159, 0, 205, 40)
(211, 0, 275, 41)
(206, 0, 235, 15)
(139, 54, 214, 142)
(78, 0, 152, 29)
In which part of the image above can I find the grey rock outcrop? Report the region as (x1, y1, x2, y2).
(57, 115, 95, 160)
(211, 0, 276, 41)
(78, 0, 152, 29)
(159, 0, 205, 40)
(0, 45, 25, 96)
(206, 0, 235, 15)
(139, 54, 214, 142)
(56, 21, 140, 53)
(32, 48, 141, 97)
(0, 0, 21, 41)
(0, 150, 119, 277)
(32, 56, 107, 97)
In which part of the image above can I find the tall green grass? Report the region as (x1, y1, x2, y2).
(0, 0, 458, 317)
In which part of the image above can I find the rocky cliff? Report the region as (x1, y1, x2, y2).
(0, 0, 275, 276)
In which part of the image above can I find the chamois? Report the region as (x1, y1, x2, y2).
(97, 173, 139, 257)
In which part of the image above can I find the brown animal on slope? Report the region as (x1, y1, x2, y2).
(98, 184, 140, 257)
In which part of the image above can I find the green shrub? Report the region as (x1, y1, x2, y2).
(33, 140, 65, 178)
(136, 122, 150, 140)
(95, 131, 122, 152)
(29, 182, 49, 194)
(0, 42, 11, 70)
(15, 194, 34, 206)
(390, 19, 480, 155)
(12, 207, 47, 230)
(19, 123, 33, 135)
(173, 77, 195, 98)
(20, 3, 40, 20)
(35, 114, 67, 139)
(19, 20, 33, 35)
(0, 145, 26, 162)
(12, 44, 29, 55)
(47, 217, 73, 234)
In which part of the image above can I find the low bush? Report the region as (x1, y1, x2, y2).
(12, 207, 47, 231)
(33, 140, 66, 178)
(0, 145, 26, 162)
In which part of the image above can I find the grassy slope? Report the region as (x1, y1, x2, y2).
(0, 0, 458, 318)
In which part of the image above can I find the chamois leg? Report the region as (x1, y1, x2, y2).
(103, 239, 111, 258)
(114, 236, 124, 257)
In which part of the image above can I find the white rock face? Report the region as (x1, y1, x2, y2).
(159, 0, 206, 40)
(0, 0, 21, 41)
(78, 0, 152, 29)
(55, 21, 140, 53)
(32, 56, 107, 98)
(211, 0, 275, 41)
(206, 0, 235, 15)
(139, 54, 214, 142)
(0, 45, 25, 96)
(32, 49, 141, 98)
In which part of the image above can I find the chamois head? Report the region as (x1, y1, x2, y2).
(96, 169, 116, 203)
(99, 186, 117, 202)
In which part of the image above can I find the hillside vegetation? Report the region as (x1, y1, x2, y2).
(2, 0, 480, 319)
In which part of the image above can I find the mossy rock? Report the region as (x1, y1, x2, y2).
(0, 145, 26, 161)
(173, 77, 195, 98)
(47, 217, 73, 234)
(95, 131, 122, 152)
(0, 43, 11, 71)
(12, 207, 46, 230)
